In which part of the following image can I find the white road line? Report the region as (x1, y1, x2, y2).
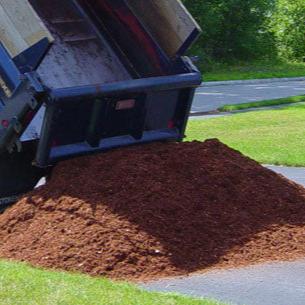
(196, 92, 223, 96)
(254, 87, 275, 89)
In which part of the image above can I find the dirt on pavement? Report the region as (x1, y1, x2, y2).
(0, 139, 305, 281)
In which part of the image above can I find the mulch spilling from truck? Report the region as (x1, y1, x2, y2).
(0, 139, 305, 281)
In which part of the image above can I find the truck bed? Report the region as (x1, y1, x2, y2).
(0, 0, 201, 200)
(30, 0, 131, 89)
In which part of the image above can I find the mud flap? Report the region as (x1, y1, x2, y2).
(0, 142, 45, 200)
(0, 195, 20, 212)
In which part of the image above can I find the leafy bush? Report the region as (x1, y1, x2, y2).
(271, 0, 305, 61)
(183, 0, 305, 63)
(183, 0, 277, 61)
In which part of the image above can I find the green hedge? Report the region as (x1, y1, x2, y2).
(183, 0, 305, 63)
(271, 0, 305, 61)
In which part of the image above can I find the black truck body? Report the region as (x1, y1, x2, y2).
(0, 0, 201, 203)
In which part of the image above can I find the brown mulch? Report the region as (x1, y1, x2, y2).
(1, 139, 305, 281)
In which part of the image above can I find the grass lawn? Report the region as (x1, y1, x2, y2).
(186, 103, 305, 167)
(218, 95, 305, 112)
(201, 60, 305, 82)
(0, 260, 224, 305)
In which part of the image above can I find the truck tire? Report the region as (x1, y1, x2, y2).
(0, 143, 45, 208)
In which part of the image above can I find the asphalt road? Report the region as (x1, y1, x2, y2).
(192, 79, 305, 113)
(143, 165, 305, 305)
(144, 260, 305, 305)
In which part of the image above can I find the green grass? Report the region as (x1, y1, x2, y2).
(0, 260, 224, 305)
(187, 103, 305, 167)
(201, 60, 305, 82)
(218, 95, 305, 112)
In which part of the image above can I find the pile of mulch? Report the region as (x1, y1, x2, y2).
(1, 139, 305, 281)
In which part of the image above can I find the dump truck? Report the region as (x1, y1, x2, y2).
(0, 0, 201, 207)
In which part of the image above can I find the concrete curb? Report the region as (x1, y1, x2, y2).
(189, 101, 305, 119)
(201, 76, 305, 87)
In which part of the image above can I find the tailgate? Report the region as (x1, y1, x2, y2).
(35, 71, 201, 167)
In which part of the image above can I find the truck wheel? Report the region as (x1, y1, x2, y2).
(0, 143, 46, 209)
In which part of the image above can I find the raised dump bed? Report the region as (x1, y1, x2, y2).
(0, 0, 201, 200)
(32, 0, 132, 88)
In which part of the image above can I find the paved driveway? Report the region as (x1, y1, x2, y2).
(144, 260, 305, 305)
(144, 165, 305, 305)
(192, 80, 305, 113)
